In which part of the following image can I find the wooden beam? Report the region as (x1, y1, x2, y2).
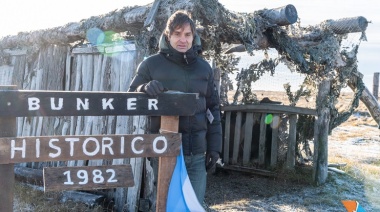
(222, 165, 276, 177)
(221, 104, 316, 116)
(326, 16, 368, 34)
(0, 91, 198, 117)
(156, 116, 179, 212)
(0, 86, 16, 212)
(0, 134, 181, 164)
(348, 75, 380, 127)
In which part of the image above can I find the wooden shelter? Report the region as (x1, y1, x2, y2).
(0, 0, 377, 211)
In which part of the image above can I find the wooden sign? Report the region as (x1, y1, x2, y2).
(43, 165, 134, 191)
(0, 90, 197, 117)
(0, 134, 181, 164)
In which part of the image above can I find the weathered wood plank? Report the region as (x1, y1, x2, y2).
(125, 116, 145, 212)
(270, 114, 280, 167)
(72, 43, 136, 54)
(0, 91, 198, 117)
(258, 114, 267, 166)
(0, 134, 181, 164)
(286, 114, 297, 169)
(0, 86, 16, 212)
(221, 104, 316, 115)
(232, 112, 242, 164)
(223, 111, 231, 164)
(242, 112, 254, 165)
(43, 165, 134, 191)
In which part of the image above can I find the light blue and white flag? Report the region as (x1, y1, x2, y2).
(166, 147, 205, 212)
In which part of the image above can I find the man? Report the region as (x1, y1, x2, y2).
(128, 10, 222, 204)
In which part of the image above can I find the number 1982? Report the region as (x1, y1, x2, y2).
(63, 169, 117, 185)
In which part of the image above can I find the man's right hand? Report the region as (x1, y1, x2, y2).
(143, 80, 165, 96)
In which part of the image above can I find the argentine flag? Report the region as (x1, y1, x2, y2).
(166, 147, 206, 212)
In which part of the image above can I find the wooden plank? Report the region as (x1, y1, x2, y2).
(0, 91, 198, 117)
(270, 114, 280, 167)
(0, 86, 16, 212)
(223, 111, 231, 164)
(72, 43, 136, 54)
(221, 104, 316, 115)
(242, 112, 254, 165)
(232, 112, 242, 164)
(3, 49, 27, 56)
(286, 114, 297, 169)
(43, 164, 134, 191)
(126, 115, 145, 212)
(156, 116, 179, 212)
(258, 114, 267, 166)
(222, 165, 276, 177)
(0, 134, 181, 164)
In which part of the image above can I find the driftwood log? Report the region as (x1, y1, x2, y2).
(14, 166, 106, 207)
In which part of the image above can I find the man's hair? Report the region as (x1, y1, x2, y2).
(164, 10, 196, 37)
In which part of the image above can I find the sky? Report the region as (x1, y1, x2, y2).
(0, 0, 378, 88)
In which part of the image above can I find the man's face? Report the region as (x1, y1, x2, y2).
(168, 23, 193, 53)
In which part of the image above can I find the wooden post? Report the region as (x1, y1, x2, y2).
(313, 80, 331, 185)
(348, 74, 380, 127)
(373, 72, 379, 99)
(0, 86, 17, 212)
(270, 114, 280, 167)
(286, 114, 297, 169)
(258, 113, 267, 166)
(242, 113, 254, 165)
(156, 116, 179, 212)
(232, 112, 242, 164)
(223, 111, 231, 164)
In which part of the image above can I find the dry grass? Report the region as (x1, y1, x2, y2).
(14, 183, 104, 211)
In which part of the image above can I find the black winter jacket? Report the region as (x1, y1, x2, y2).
(128, 34, 222, 155)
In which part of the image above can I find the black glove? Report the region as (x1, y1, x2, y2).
(205, 151, 219, 174)
(143, 80, 165, 96)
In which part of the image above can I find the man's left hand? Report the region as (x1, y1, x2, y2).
(206, 151, 219, 174)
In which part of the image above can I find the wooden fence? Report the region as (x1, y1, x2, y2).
(0, 88, 197, 212)
(221, 104, 316, 175)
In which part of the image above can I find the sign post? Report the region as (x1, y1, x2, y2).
(156, 116, 179, 212)
(0, 86, 16, 212)
(0, 89, 197, 212)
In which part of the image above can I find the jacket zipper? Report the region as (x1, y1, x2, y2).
(184, 54, 189, 64)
